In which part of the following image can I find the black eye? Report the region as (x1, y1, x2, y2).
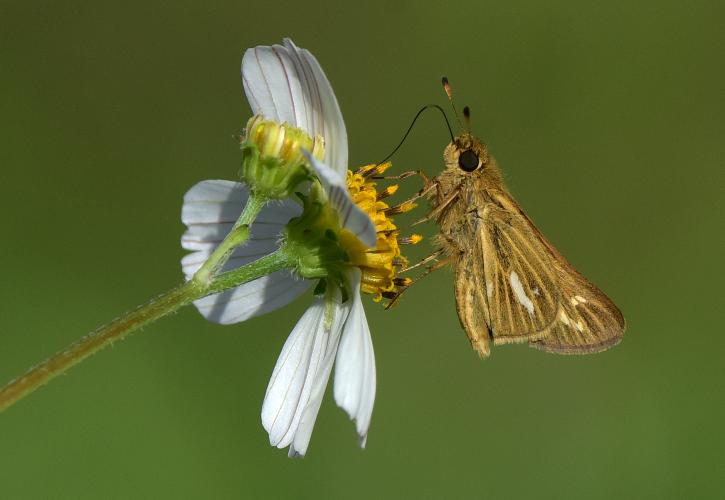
(458, 149, 479, 172)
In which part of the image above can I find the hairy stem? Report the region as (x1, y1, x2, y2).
(0, 249, 293, 413)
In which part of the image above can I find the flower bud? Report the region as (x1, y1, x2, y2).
(240, 115, 325, 199)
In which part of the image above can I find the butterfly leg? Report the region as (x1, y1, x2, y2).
(374, 169, 431, 184)
(411, 186, 460, 226)
(384, 250, 453, 309)
(361, 169, 439, 216)
(381, 171, 438, 205)
(400, 248, 445, 273)
(363, 166, 432, 195)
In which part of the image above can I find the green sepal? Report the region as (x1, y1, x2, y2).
(280, 183, 350, 295)
(313, 279, 327, 297)
(338, 277, 350, 304)
(239, 141, 312, 200)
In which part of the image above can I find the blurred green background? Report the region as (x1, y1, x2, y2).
(1, 1, 723, 498)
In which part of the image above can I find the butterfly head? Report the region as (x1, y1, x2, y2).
(444, 133, 489, 174)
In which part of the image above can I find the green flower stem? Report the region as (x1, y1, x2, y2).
(192, 192, 268, 286)
(0, 249, 295, 414)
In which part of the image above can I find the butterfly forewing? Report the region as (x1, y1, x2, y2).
(488, 192, 626, 353)
(478, 203, 560, 344)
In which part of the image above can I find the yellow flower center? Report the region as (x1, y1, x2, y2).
(339, 163, 421, 303)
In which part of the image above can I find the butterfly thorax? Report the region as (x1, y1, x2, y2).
(431, 134, 508, 256)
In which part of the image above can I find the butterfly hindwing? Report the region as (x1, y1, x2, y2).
(454, 252, 492, 357)
(529, 266, 625, 354)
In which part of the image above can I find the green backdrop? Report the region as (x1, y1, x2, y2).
(1, 1, 723, 498)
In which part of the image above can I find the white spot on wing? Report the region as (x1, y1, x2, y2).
(570, 295, 587, 306)
(509, 272, 534, 315)
(559, 310, 570, 325)
(486, 281, 493, 298)
(575, 320, 585, 332)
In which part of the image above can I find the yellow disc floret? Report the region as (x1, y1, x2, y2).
(245, 115, 325, 165)
(339, 163, 419, 302)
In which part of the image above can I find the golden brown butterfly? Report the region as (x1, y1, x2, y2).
(390, 80, 625, 357)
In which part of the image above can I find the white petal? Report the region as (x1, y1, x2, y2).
(334, 270, 376, 447)
(181, 180, 298, 280)
(286, 301, 345, 457)
(262, 291, 351, 455)
(192, 271, 311, 325)
(303, 153, 377, 248)
(241, 46, 299, 127)
(282, 39, 348, 175)
(180, 180, 307, 324)
(242, 39, 348, 173)
(181, 180, 299, 244)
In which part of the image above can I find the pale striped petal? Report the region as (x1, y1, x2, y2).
(242, 39, 348, 173)
(282, 39, 348, 174)
(303, 153, 376, 248)
(262, 291, 350, 455)
(181, 179, 300, 229)
(334, 270, 376, 447)
(192, 272, 311, 325)
(241, 46, 299, 127)
(180, 179, 307, 324)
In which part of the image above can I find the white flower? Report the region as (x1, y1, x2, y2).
(180, 39, 378, 456)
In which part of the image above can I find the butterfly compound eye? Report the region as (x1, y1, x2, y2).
(458, 149, 480, 172)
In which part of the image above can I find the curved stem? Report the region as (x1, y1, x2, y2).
(0, 249, 294, 413)
(192, 191, 267, 286)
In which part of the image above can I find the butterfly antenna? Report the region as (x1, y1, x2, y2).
(463, 105, 472, 133)
(441, 76, 464, 131)
(375, 104, 454, 165)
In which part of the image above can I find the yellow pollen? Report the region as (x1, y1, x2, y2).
(377, 185, 399, 200)
(384, 200, 417, 216)
(399, 234, 423, 245)
(341, 163, 409, 303)
(356, 163, 393, 177)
